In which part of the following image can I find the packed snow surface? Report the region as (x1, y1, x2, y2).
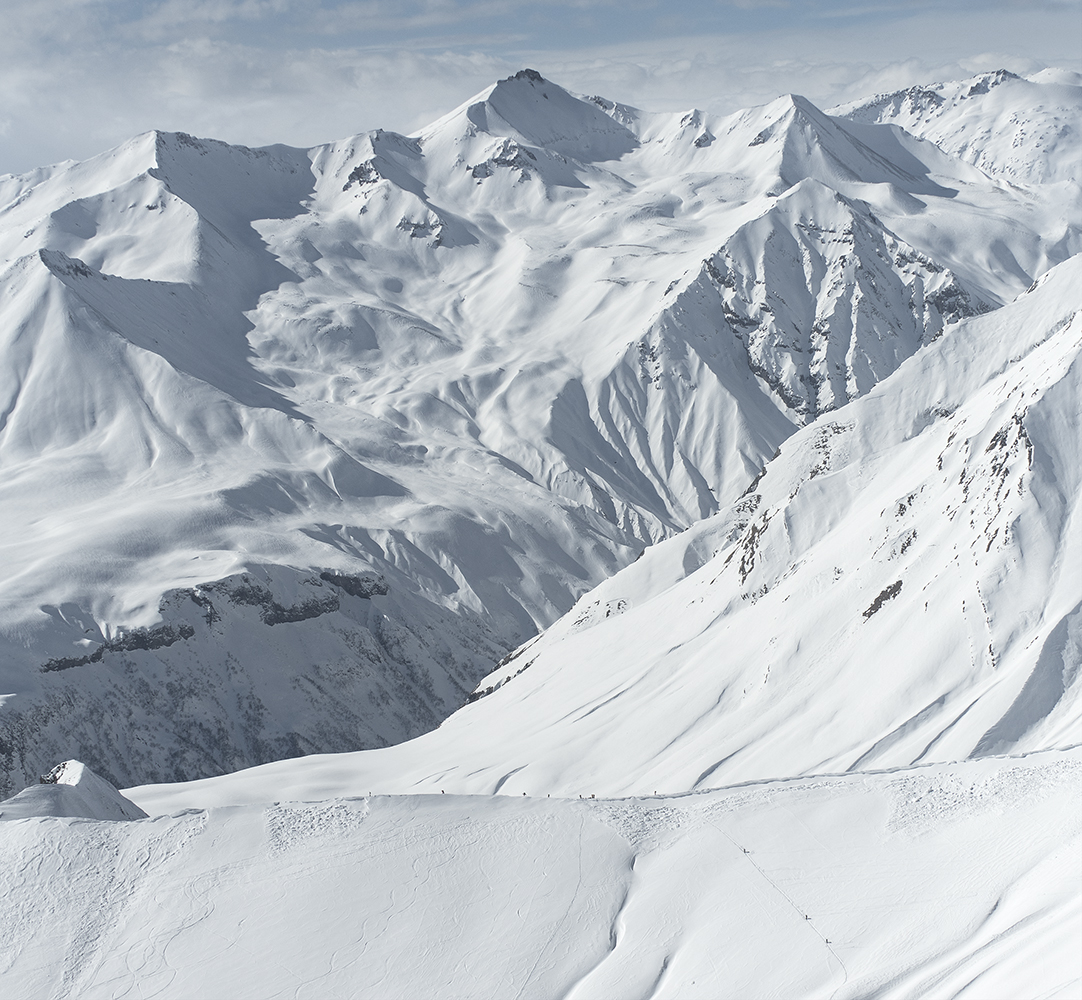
(5, 750, 1079, 1000)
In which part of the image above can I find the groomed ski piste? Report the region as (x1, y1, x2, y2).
(1, 67, 1080, 999)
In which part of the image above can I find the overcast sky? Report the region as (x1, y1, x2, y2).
(1, 0, 1079, 175)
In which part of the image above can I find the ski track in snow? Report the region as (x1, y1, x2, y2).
(2, 749, 1079, 999)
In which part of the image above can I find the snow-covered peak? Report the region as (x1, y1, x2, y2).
(147, 130, 311, 225)
(0, 69, 1078, 797)
(0, 760, 147, 820)
(1027, 66, 1082, 87)
(833, 68, 1082, 185)
(732, 92, 955, 197)
(421, 68, 639, 163)
(579, 92, 641, 130)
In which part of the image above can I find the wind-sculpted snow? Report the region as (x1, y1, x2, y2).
(0, 760, 146, 821)
(0, 68, 1079, 792)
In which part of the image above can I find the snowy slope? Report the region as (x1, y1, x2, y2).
(132, 252, 1081, 808)
(3, 68, 1081, 1000)
(1, 70, 1079, 794)
(0, 760, 146, 821)
(3, 749, 1077, 999)
(833, 68, 1081, 187)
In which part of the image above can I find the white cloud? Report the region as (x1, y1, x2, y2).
(522, 6, 1081, 115)
(0, 0, 1077, 175)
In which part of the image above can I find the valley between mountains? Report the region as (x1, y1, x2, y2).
(0, 66, 1079, 999)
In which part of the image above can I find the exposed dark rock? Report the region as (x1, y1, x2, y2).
(41, 623, 196, 673)
(343, 160, 380, 191)
(320, 571, 389, 599)
(863, 581, 903, 620)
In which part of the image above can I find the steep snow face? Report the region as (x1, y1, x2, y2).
(0, 70, 1078, 792)
(138, 255, 1080, 805)
(423, 68, 641, 163)
(833, 68, 1082, 187)
(0, 760, 146, 821)
(699, 180, 983, 420)
(469, 255, 1079, 785)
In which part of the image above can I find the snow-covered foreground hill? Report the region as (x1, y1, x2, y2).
(1, 67, 1078, 794)
(2, 749, 1078, 999)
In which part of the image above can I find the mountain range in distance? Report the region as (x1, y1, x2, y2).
(0, 65, 1079, 999)
(0, 65, 1077, 796)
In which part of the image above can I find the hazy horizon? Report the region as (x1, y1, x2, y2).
(1, 0, 1079, 175)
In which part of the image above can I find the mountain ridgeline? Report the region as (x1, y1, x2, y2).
(0, 67, 1078, 795)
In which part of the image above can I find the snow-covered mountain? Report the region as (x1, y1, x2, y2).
(129, 250, 1082, 808)
(0, 68, 1078, 796)
(833, 68, 1082, 186)
(2, 66, 1080, 1000)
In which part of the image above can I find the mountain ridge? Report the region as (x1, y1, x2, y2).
(0, 68, 1077, 795)
(123, 252, 1079, 808)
